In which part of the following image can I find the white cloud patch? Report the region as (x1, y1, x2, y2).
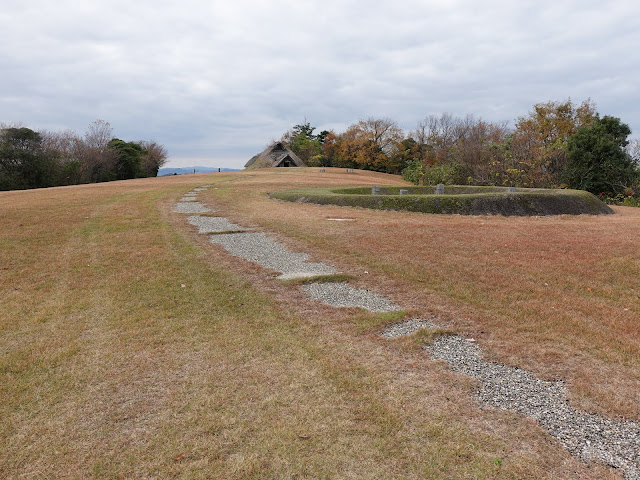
(1, 0, 639, 168)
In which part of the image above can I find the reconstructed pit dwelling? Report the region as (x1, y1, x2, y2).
(245, 142, 306, 169)
(270, 184, 614, 216)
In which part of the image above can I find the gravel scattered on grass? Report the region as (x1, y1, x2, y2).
(384, 318, 640, 480)
(208, 231, 337, 280)
(428, 334, 640, 480)
(302, 282, 401, 312)
(173, 202, 212, 214)
(381, 318, 439, 337)
(187, 215, 248, 233)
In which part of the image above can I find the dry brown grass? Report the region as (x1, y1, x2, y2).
(0, 171, 625, 479)
(207, 168, 640, 419)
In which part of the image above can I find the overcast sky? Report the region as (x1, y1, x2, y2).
(2, 0, 638, 169)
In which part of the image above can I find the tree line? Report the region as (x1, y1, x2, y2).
(280, 99, 640, 203)
(0, 120, 167, 191)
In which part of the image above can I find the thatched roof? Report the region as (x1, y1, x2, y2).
(245, 142, 305, 169)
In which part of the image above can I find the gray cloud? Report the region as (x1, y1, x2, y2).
(1, 0, 638, 168)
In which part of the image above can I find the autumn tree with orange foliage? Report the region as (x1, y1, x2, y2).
(507, 99, 597, 187)
(333, 118, 404, 172)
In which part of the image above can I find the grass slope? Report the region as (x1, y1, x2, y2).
(0, 170, 629, 479)
(271, 185, 613, 216)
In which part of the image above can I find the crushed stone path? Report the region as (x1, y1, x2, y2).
(173, 201, 212, 213)
(302, 282, 401, 312)
(187, 215, 249, 234)
(175, 186, 640, 480)
(383, 320, 640, 480)
(208, 231, 338, 280)
(380, 317, 439, 337)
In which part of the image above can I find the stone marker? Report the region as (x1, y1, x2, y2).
(435, 184, 445, 195)
(371, 186, 380, 195)
(399, 189, 408, 195)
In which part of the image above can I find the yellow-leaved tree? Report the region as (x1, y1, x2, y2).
(508, 99, 597, 187)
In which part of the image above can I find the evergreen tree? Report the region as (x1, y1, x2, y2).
(564, 116, 638, 195)
(0, 127, 59, 190)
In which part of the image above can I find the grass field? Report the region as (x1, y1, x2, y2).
(2, 167, 636, 479)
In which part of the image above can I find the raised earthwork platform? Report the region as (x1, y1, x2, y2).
(270, 185, 613, 216)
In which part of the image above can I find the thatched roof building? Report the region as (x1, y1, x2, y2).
(245, 142, 305, 169)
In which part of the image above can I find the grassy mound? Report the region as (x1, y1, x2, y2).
(270, 185, 613, 216)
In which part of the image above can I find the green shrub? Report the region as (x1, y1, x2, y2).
(401, 159, 423, 184)
(597, 191, 640, 207)
(402, 161, 466, 186)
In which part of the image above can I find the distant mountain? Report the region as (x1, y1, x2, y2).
(158, 166, 240, 176)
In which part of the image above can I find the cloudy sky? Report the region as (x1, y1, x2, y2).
(2, 0, 638, 169)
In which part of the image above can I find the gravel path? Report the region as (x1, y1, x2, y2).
(428, 334, 640, 479)
(380, 317, 439, 337)
(382, 319, 640, 479)
(187, 215, 248, 233)
(302, 282, 401, 312)
(173, 202, 212, 213)
(208, 231, 337, 280)
(176, 188, 640, 479)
